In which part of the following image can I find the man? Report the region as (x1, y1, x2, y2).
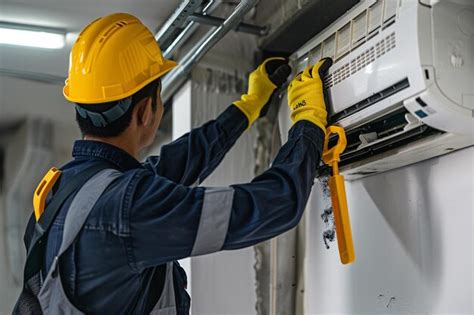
(16, 13, 332, 314)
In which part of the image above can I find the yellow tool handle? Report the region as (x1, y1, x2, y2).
(322, 125, 347, 166)
(329, 174, 356, 264)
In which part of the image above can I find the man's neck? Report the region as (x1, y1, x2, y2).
(84, 135, 140, 160)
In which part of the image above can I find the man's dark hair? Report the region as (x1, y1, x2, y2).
(76, 79, 161, 137)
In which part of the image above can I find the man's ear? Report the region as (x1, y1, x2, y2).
(135, 97, 154, 127)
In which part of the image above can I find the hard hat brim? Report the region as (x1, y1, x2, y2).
(63, 59, 177, 104)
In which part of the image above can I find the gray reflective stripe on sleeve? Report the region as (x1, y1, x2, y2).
(191, 187, 234, 256)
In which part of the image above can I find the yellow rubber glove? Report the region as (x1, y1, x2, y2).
(287, 58, 333, 133)
(234, 57, 291, 127)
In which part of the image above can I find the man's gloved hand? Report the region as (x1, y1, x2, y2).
(287, 58, 333, 133)
(234, 57, 291, 127)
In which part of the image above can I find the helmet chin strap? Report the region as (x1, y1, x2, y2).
(75, 96, 133, 127)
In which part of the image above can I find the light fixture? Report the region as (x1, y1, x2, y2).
(0, 22, 65, 49)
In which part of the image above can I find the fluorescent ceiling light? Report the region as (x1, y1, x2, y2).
(0, 23, 65, 49)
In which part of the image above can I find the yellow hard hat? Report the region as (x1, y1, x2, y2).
(64, 13, 177, 104)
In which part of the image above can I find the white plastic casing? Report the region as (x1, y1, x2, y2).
(289, 0, 474, 179)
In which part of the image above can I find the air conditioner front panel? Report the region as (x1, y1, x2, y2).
(292, 0, 427, 130)
(331, 2, 425, 121)
(287, 0, 474, 178)
(327, 30, 411, 116)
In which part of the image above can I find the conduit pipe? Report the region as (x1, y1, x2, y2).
(188, 13, 267, 36)
(161, 0, 258, 103)
(155, 0, 204, 47)
(163, 0, 221, 59)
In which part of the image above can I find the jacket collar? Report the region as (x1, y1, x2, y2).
(72, 140, 143, 171)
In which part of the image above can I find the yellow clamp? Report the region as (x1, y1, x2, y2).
(33, 167, 62, 221)
(322, 126, 355, 265)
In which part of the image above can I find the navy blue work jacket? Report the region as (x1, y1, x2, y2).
(33, 105, 323, 314)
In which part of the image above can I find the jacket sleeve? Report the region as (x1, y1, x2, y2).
(142, 105, 248, 186)
(130, 121, 324, 269)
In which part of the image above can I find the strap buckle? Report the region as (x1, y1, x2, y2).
(33, 167, 62, 221)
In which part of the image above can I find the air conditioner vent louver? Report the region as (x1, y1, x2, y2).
(329, 78, 410, 123)
(326, 32, 396, 88)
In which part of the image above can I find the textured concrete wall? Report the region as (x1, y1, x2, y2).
(0, 118, 79, 314)
(0, 192, 19, 315)
(255, 0, 312, 40)
(1, 122, 34, 314)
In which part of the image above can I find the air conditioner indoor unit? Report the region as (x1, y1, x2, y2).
(290, 0, 473, 179)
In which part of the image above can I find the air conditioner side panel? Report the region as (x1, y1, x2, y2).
(403, 0, 474, 136)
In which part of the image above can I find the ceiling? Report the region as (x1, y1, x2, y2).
(0, 0, 181, 123)
(0, 0, 181, 76)
(0, 0, 179, 31)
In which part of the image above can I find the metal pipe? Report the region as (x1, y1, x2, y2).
(189, 13, 267, 36)
(155, 0, 203, 47)
(201, 0, 216, 12)
(163, 0, 221, 59)
(163, 22, 197, 59)
(161, 0, 259, 102)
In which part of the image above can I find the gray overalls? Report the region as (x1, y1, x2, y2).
(37, 169, 177, 314)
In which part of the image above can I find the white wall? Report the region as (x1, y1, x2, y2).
(305, 146, 473, 314)
(190, 78, 258, 315)
(171, 79, 258, 314)
(171, 81, 194, 302)
(275, 99, 473, 313)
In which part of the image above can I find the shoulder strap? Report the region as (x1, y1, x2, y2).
(34, 163, 108, 244)
(57, 168, 121, 256)
(23, 163, 109, 282)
